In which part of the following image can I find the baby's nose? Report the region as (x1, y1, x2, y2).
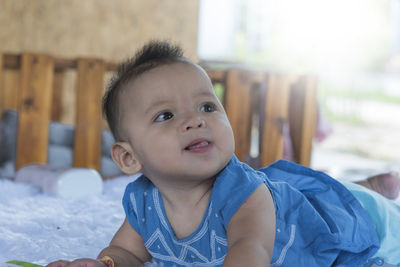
(182, 116, 206, 131)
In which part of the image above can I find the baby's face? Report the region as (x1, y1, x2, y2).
(119, 62, 235, 184)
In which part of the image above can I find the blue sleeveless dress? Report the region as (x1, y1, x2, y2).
(122, 155, 379, 266)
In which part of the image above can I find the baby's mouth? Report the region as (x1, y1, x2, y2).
(184, 140, 210, 151)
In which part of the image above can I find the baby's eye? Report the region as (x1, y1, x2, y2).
(200, 103, 216, 113)
(154, 111, 174, 122)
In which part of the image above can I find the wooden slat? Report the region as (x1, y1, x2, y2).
(73, 58, 105, 170)
(2, 69, 21, 111)
(0, 53, 3, 115)
(204, 68, 227, 83)
(288, 75, 318, 166)
(260, 74, 291, 166)
(51, 70, 65, 121)
(3, 54, 21, 69)
(2, 53, 117, 72)
(16, 53, 54, 169)
(2, 53, 22, 113)
(224, 70, 252, 162)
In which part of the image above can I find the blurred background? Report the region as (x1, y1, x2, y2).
(1, 0, 399, 177)
(198, 0, 400, 177)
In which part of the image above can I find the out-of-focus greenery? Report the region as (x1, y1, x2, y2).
(213, 83, 225, 103)
(318, 79, 400, 125)
(319, 85, 400, 104)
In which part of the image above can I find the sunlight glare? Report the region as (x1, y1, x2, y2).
(260, 0, 390, 73)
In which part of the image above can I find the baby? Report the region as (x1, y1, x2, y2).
(47, 41, 400, 267)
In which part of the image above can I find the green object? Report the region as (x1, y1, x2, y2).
(213, 83, 225, 103)
(1, 261, 43, 267)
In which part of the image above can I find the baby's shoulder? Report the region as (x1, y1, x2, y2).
(124, 175, 153, 193)
(212, 161, 267, 226)
(123, 175, 156, 209)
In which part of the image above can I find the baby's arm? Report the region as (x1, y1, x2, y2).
(223, 183, 276, 267)
(46, 218, 151, 267)
(98, 218, 151, 266)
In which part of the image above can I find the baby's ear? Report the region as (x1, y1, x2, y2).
(111, 142, 142, 174)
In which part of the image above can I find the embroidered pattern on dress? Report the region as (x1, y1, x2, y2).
(145, 228, 226, 267)
(129, 192, 138, 219)
(210, 230, 227, 261)
(153, 187, 171, 233)
(139, 189, 227, 266)
(271, 224, 296, 267)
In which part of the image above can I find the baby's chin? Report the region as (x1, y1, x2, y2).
(143, 152, 234, 182)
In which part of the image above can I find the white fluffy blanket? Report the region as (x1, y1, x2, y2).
(0, 175, 138, 266)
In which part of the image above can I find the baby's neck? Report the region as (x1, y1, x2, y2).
(157, 177, 215, 239)
(159, 177, 215, 210)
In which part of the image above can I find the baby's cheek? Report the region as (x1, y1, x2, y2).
(221, 126, 235, 156)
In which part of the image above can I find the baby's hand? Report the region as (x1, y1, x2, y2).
(46, 258, 106, 267)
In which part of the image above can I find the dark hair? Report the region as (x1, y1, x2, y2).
(102, 40, 185, 141)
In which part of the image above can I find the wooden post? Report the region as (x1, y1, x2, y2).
(260, 74, 291, 166)
(16, 53, 54, 169)
(204, 68, 227, 83)
(73, 58, 105, 170)
(51, 70, 65, 121)
(288, 75, 318, 166)
(1, 55, 22, 113)
(224, 70, 252, 162)
(0, 53, 3, 115)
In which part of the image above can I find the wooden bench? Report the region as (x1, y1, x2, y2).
(0, 52, 317, 174)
